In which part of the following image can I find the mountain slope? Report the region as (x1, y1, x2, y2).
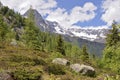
(23, 9, 107, 56)
(24, 9, 109, 43)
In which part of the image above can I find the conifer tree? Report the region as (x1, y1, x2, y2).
(56, 35, 65, 55)
(102, 22, 120, 74)
(81, 44, 89, 61)
(106, 22, 120, 47)
(0, 15, 8, 42)
(22, 7, 41, 50)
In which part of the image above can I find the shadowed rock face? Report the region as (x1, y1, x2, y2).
(52, 58, 70, 66)
(23, 9, 61, 33)
(70, 64, 95, 77)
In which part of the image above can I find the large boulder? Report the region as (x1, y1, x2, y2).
(52, 58, 70, 66)
(70, 64, 81, 73)
(70, 64, 95, 77)
(0, 72, 13, 80)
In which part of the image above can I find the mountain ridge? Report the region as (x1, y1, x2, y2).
(24, 9, 109, 43)
(23, 9, 106, 56)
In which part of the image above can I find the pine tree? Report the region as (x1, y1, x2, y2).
(102, 22, 120, 74)
(0, 14, 11, 48)
(0, 15, 8, 41)
(106, 22, 120, 47)
(81, 45, 89, 61)
(56, 35, 65, 55)
(22, 7, 41, 50)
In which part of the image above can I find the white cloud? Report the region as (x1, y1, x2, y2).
(47, 2, 97, 28)
(0, 0, 98, 29)
(101, 0, 120, 26)
(0, 0, 57, 15)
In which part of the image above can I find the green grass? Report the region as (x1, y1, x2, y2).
(0, 45, 119, 80)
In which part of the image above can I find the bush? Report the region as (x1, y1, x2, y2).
(9, 54, 31, 63)
(19, 62, 34, 67)
(32, 57, 46, 66)
(45, 64, 66, 75)
(104, 75, 120, 80)
(12, 68, 42, 80)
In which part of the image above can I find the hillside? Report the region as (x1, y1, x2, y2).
(0, 4, 120, 80)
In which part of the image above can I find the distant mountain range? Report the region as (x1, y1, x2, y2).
(24, 9, 109, 43)
(24, 9, 108, 56)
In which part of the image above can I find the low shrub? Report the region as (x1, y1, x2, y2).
(32, 57, 47, 66)
(104, 75, 120, 80)
(45, 64, 66, 75)
(9, 54, 31, 63)
(12, 68, 42, 80)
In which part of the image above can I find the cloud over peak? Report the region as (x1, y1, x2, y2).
(0, 0, 57, 15)
(2, 0, 114, 28)
(101, 0, 120, 26)
(47, 2, 97, 28)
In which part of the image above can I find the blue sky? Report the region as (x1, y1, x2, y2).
(1, 0, 120, 28)
(57, 0, 106, 27)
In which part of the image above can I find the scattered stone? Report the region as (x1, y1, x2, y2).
(52, 58, 70, 66)
(79, 64, 95, 76)
(70, 64, 81, 73)
(70, 64, 95, 77)
(0, 72, 13, 80)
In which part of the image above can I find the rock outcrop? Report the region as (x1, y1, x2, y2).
(52, 58, 70, 66)
(70, 63, 81, 73)
(0, 72, 13, 80)
(70, 64, 95, 77)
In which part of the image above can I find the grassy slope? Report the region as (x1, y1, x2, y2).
(0, 45, 113, 80)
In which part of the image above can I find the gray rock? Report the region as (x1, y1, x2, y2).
(70, 64, 81, 73)
(0, 72, 13, 80)
(52, 58, 70, 66)
(70, 64, 95, 77)
(79, 64, 95, 76)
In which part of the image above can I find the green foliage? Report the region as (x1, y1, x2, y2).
(106, 22, 120, 47)
(56, 35, 65, 55)
(0, 6, 25, 46)
(0, 15, 9, 41)
(12, 68, 42, 80)
(50, 52, 64, 59)
(45, 64, 66, 75)
(0, 6, 9, 15)
(81, 45, 89, 61)
(102, 22, 120, 74)
(102, 45, 120, 74)
(0, 6, 83, 59)
(104, 75, 120, 80)
(22, 13, 41, 50)
(9, 54, 31, 63)
(64, 35, 105, 57)
(32, 57, 47, 66)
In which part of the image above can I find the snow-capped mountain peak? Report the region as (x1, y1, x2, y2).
(23, 9, 109, 43)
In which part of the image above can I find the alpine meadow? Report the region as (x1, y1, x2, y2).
(0, 0, 120, 80)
